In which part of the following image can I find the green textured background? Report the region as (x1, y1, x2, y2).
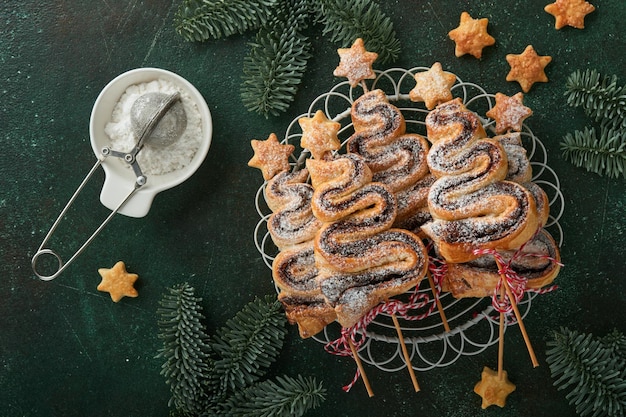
(1, 1, 624, 416)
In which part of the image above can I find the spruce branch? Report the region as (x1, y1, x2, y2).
(174, 0, 280, 41)
(560, 125, 626, 179)
(210, 295, 287, 396)
(316, 0, 401, 64)
(156, 283, 214, 416)
(546, 327, 626, 417)
(222, 375, 326, 417)
(602, 329, 626, 362)
(565, 69, 626, 129)
(240, 16, 312, 118)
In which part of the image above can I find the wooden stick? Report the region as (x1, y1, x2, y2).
(495, 258, 539, 368)
(348, 338, 374, 397)
(427, 270, 451, 332)
(498, 283, 506, 380)
(391, 312, 420, 392)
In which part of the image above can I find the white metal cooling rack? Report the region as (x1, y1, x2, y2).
(253, 67, 564, 373)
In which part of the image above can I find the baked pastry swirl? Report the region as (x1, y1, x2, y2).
(263, 168, 335, 338)
(272, 241, 337, 338)
(494, 132, 550, 226)
(347, 89, 434, 233)
(421, 99, 540, 263)
(265, 169, 322, 250)
(307, 154, 428, 328)
(442, 228, 561, 298)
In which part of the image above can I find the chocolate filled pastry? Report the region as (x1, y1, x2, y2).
(250, 136, 333, 338)
(421, 99, 540, 263)
(347, 89, 433, 233)
(494, 132, 550, 226)
(265, 169, 322, 249)
(308, 154, 428, 328)
(273, 242, 337, 338)
(441, 228, 561, 298)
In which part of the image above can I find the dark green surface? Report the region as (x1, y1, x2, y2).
(1, 1, 625, 416)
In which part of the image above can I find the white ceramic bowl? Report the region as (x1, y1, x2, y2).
(89, 68, 212, 217)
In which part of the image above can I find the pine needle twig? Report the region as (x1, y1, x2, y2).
(565, 69, 626, 129)
(210, 295, 287, 396)
(315, 0, 401, 64)
(174, 0, 280, 41)
(156, 283, 214, 416)
(560, 124, 626, 178)
(546, 327, 626, 417)
(240, 12, 312, 118)
(222, 375, 326, 417)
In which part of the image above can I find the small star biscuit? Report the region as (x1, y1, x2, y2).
(248, 133, 295, 180)
(545, 0, 595, 29)
(505, 45, 552, 93)
(486, 92, 533, 134)
(409, 62, 457, 109)
(97, 261, 139, 303)
(474, 367, 516, 409)
(299, 110, 341, 160)
(448, 12, 496, 59)
(334, 38, 378, 88)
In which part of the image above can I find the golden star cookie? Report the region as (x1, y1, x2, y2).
(474, 367, 516, 409)
(334, 38, 378, 88)
(486, 92, 533, 134)
(409, 62, 457, 109)
(299, 110, 341, 160)
(505, 45, 552, 93)
(545, 0, 595, 29)
(97, 261, 139, 303)
(248, 133, 295, 180)
(448, 12, 496, 59)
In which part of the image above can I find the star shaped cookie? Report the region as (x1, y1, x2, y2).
(409, 62, 457, 109)
(545, 0, 595, 29)
(334, 38, 378, 88)
(448, 12, 496, 59)
(486, 92, 533, 134)
(474, 367, 516, 409)
(97, 261, 139, 303)
(505, 45, 552, 93)
(248, 133, 295, 180)
(299, 110, 341, 160)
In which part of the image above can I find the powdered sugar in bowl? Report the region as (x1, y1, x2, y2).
(90, 68, 212, 217)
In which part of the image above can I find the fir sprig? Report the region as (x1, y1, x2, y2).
(546, 327, 626, 417)
(315, 0, 401, 64)
(157, 286, 323, 416)
(174, 0, 279, 41)
(156, 283, 214, 416)
(174, 0, 400, 116)
(561, 70, 626, 178)
(565, 69, 626, 129)
(240, 6, 312, 118)
(211, 295, 287, 395)
(560, 125, 626, 178)
(222, 375, 326, 417)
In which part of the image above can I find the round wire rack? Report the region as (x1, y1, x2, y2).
(253, 67, 564, 373)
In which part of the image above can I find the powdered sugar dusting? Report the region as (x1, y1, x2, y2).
(105, 78, 202, 175)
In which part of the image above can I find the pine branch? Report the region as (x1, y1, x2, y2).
(602, 329, 626, 363)
(174, 0, 280, 41)
(156, 283, 214, 416)
(210, 295, 287, 396)
(560, 124, 626, 178)
(546, 327, 626, 417)
(222, 375, 326, 417)
(240, 14, 312, 118)
(565, 69, 626, 129)
(316, 0, 401, 64)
